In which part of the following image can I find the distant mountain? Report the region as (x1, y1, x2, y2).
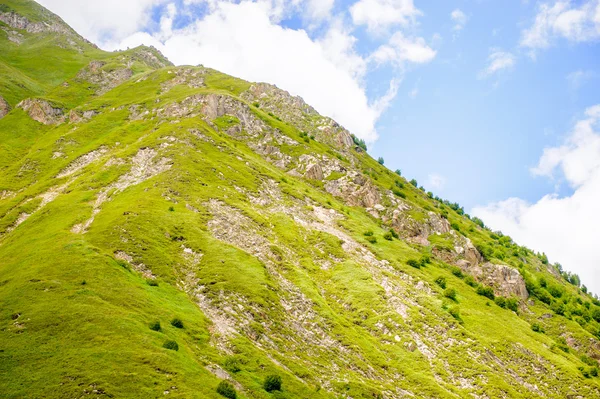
(1, 1, 599, 398)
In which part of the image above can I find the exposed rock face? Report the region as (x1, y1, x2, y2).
(68, 109, 97, 123)
(161, 68, 205, 93)
(128, 46, 172, 69)
(242, 83, 356, 152)
(325, 171, 381, 207)
(290, 154, 345, 180)
(0, 95, 10, 119)
(465, 262, 529, 299)
(17, 98, 64, 125)
(76, 60, 133, 95)
(0, 10, 73, 36)
(1, 27, 24, 44)
(389, 209, 451, 246)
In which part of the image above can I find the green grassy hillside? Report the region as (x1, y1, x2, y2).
(1, 1, 599, 398)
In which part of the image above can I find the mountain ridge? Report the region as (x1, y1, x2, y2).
(1, 1, 599, 398)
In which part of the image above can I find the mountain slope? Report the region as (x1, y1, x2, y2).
(1, 1, 600, 398)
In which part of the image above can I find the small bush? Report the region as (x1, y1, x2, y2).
(449, 307, 461, 322)
(435, 276, 447, 289)
(168, 206, 175, 212)
(383, 232, 393, 241)
(163, 340, 179, 351)
(494, 296, 507, 308)
(444, 288, 457, 301)
(264, 374, 282, 392)
(451, 267, 464, 278)
(363, 230, 374, 237)
(366, 236, 377, 244)
(531, 323, 544, 333)
(377, 157, 385, 165)
(392, 189, 406, 198)
(216, 381, 237, 399)
(410, 179, 418, 187)
(476, 285, 495, 300)
(407, 259, 420, 269)
(395, 169, 402, 176)
(147, 279, 159, 286)
(389, 229, 399, 239)
(223, 357, 241, 373)
(506, 297, 519, 312)
(465, 276, 478, 287)
(149, 321, 161, 331)
(171, 318, 184, 329)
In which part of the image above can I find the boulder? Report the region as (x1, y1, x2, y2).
(17, 99, 64, 125)
(0, 95, 10, 119)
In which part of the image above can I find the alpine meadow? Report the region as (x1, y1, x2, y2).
(1, 1, 600, 398)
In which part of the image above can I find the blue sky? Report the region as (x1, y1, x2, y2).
(39, 0, 600, 292)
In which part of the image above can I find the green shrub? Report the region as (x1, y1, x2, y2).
(366, 236, 377, 244)
(149, 321, 161, 331)
(494, 297, 507, 308)
(531, 323, 544, 333)
(407, 259, 420, 269)
(506, 297, 519, 312)
(450, 222, 460, 232)
(449, 307, 461, 322)
(216, 381, 237, 399)
(264, 374, 282, 392)
(435, 276, 447, 289)
(465, 276, 478, 287)
(383, 232, 393, 241)
(444, 288, 457, 301)
(223, 357, 241, 373)
(377, 157, 385, 165)
(147, 279, 159, 286)
(392, 189, 406, 198)
(451, 267, 464, 278)
(395, 169, 402, 176)
(537, 290, 552, 305)
(389, 229, 399, 239)
(171, 318, 184, 329)
(163, 340, 179, 351)
(476, 286, 495, 300)
(169, 206, 175, 212)
(410, 179, 418, 187)
(363, 230, 374, 236)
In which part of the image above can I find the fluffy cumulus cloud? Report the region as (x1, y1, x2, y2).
(350, 0, 421, 32)
(450, 9, 468, 31)
(520, 0, 600, 53)
(38, 0, 436, 143)
(478, 49, 516, 79)
(473, 105, 600, 294)
(37, 0, 163, 44)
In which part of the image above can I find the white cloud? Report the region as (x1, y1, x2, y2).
(520, 0, 600, 53)
(427, 173, 446, 190)
(473, 104, 600, 295)
(478, 49, 516, 78)
(106, 1, 418, 143)
(37, 0, 165, 44)
(350, 0, 421, 32)
(370, 32, 436, 67)
(450, 9, 468, 31)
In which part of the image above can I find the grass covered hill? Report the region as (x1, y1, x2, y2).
(1, 1, 599, 398)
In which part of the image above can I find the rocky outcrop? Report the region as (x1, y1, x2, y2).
(128, 46, 172, 69)
(465, 262, 528, 299)
(76, 60, 133, 95)
(0, 10, 73, 36)
(1, 27, 24, 44)
(161, 68, 205, 93)
(17, 98, 64, 125)
(0, 95, 10, 119)
(389, 209, 451, 246)
(325, 171, 381, 207)
(242, 83, 356, 152)
(289, 154, 345, 180)
(68, 109, 97, 123)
